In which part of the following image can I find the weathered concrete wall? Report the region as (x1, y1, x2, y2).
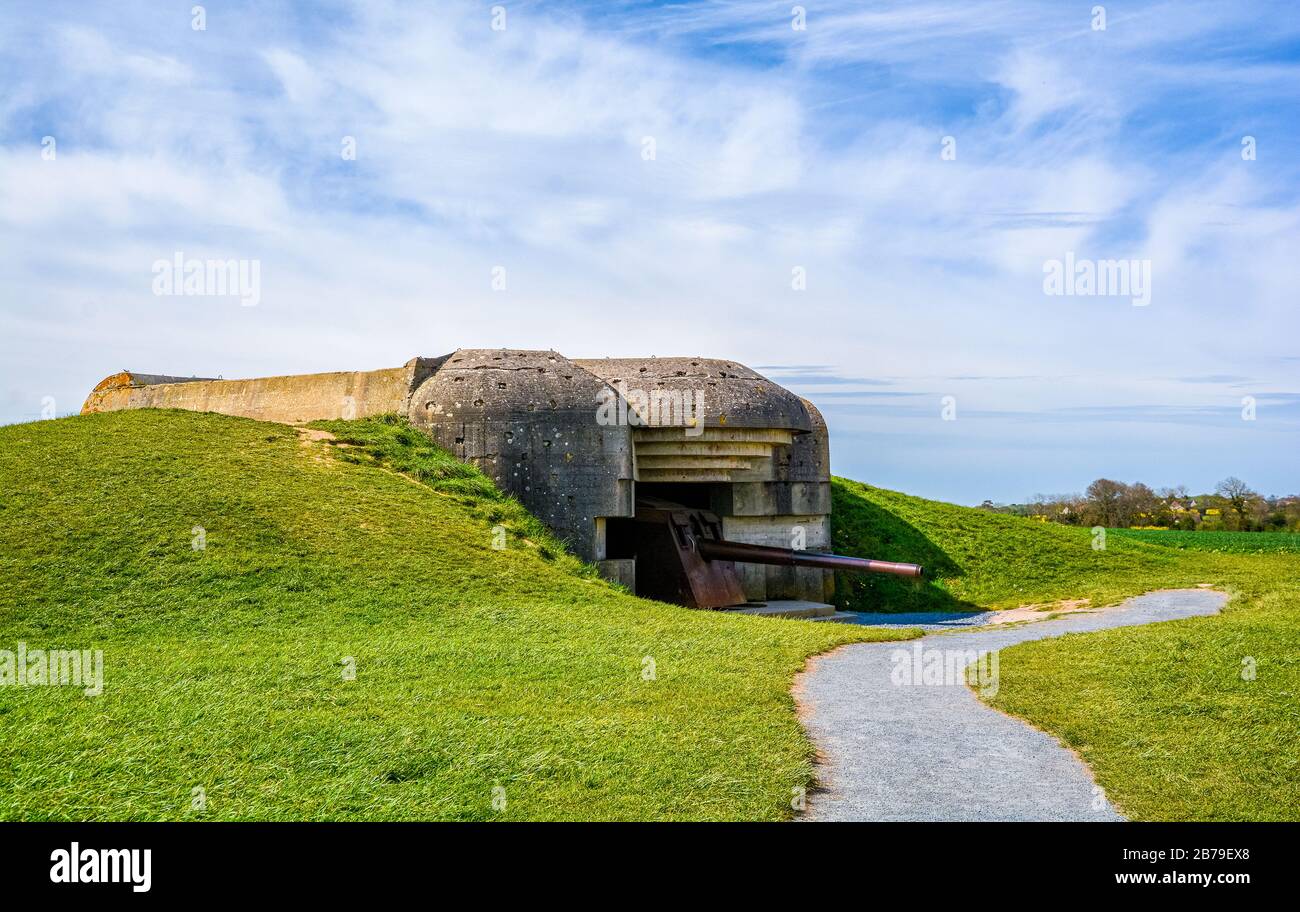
(575, 357, 813, 432)
(789, 397, 831, 482)
(83, 358, 442, 424)
(705, 397, 833, 602)
(721, 514, 834, 603)
(408, 349, 635, 561)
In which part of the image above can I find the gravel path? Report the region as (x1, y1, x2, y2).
(796, 588, 1227, 821)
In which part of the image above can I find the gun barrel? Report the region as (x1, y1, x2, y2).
(697, 539, 924, 578)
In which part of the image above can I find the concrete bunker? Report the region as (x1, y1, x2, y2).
(84, 349, 920, 617)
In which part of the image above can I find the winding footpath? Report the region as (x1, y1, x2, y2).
(796, 589, 1227, 821)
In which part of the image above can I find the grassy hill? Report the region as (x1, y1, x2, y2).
(1, 411, 1294, 821)
(0, 410, 914, 821)
(831, 477, 1204, 612)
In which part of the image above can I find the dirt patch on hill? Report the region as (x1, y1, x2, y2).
(296, 427, 336, 444)
(989, 598, 1092, 625)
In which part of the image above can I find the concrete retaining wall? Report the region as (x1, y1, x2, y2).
(82, 358, 442, 425)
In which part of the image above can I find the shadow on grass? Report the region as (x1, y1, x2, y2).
(830, 482, 979, 613)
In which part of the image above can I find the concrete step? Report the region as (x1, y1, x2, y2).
(729, 600, 836, 620)
(810, 611, 862, 623)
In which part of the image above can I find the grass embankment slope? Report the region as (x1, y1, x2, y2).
(832, 477, 1215, 612)
(0, 411, 913, 822)
(834, 478, 1299, 821)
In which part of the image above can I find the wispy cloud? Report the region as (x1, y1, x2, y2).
(1176, 374, 1255, 384)
(0, 0, 1296, 500)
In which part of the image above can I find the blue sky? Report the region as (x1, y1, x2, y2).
(1, 0, 1297, 504)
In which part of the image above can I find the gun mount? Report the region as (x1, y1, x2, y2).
(613, 497, 923, 609)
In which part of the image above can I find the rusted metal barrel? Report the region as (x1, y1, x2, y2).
(697, 539, 924, 578)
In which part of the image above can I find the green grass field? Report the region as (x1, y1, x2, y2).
(1109, 527, 1300, 553)
(0, 411, 914, 821)
(1, 411, 1295, 821)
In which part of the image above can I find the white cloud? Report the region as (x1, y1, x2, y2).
(0, 0, 1296, 498)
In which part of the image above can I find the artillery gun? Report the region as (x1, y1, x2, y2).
(620, 497, 924, 609)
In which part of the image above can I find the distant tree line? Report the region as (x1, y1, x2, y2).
(978, 477, 1300, 531)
